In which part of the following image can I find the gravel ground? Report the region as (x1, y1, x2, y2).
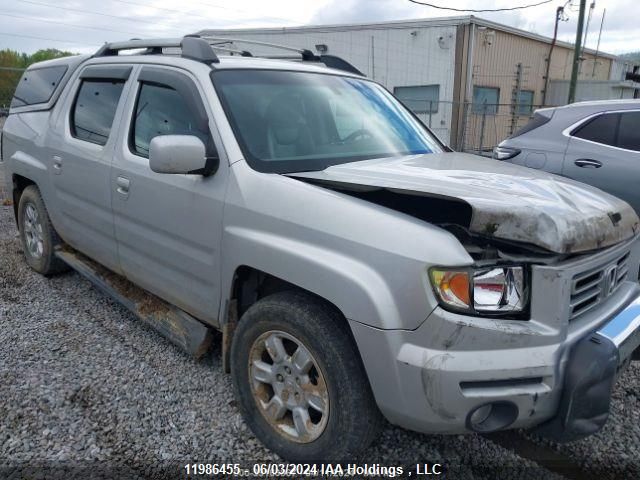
(521, 361, 640, 478)
(0, 163, 638, 479)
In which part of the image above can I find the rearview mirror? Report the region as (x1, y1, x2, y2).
(149, 135, 207, 175)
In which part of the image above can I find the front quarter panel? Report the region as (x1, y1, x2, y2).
(220, 161, 473, 330)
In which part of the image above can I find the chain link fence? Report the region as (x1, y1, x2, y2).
(456, 62, 541, 155)
(458, 101, 543, 155)
(404, 98, 543, 156)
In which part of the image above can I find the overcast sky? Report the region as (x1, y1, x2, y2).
(0, 0, 635, 55)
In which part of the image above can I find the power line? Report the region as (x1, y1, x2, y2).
(189, 0, 306, 24)
(15, 0, 184, 32)
(0, 12, 139, 36)
(109, 0, 304, 24)
(407, 0, 554, 12)
(0, 31, 98, 46)
(109, 0, 206, 16)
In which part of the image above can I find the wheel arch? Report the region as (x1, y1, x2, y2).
(11, 174, 36, 225)
(220, 265, 363, 375)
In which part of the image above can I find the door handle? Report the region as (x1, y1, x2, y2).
(574, 158, 602, 169)
(52, 155, 62, 174)
(116, 176, 130, 195)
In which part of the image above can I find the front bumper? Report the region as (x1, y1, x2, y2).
(350, 237, 640, 437)
(535, 295, 640, 441)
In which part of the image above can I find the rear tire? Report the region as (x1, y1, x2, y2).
(230, 291, 383, 462)
(17, 185, 68, 275)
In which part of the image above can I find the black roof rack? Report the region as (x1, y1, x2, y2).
(93, 35, 364, 76)
(202, 36, 364, 76)
(94, 36, 219, 65)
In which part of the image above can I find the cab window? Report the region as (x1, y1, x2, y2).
(130, 82, 210, 158)
(71, 79, 125, 146)
(11, 65, 67, 108)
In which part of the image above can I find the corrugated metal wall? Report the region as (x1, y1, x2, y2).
(471, 27, 612, 108)
(461, 26, 614, 152)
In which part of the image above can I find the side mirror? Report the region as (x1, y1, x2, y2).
(149, 135, 207, 175)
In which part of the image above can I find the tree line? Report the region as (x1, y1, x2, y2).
(1, 48, 75, 109)
(619, 52, 640, 62)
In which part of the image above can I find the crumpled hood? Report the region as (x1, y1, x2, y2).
(288, 152, 640, 254)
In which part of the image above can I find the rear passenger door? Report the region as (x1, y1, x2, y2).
(111, 66, 227, 324)
(562, 110, 640, 213)
(49, 65, 132, 271)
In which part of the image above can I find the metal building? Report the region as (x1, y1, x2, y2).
(199, 15, 635, 153)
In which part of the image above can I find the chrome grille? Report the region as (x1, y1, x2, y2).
(569, 250, 630, 320)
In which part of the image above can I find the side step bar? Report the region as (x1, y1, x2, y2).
(55, 248, 213, 359)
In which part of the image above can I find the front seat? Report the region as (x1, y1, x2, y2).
(264, 93, 315, 159)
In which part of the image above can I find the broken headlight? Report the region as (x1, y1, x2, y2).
(429, 266, 526, 316)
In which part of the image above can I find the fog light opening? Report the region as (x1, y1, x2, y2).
(470, 404, 492, 425)
(466, 401, 519, 433)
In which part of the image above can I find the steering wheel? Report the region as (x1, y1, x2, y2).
(342, 129, 373, 143)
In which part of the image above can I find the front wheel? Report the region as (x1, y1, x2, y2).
(230, 291, 383, 462)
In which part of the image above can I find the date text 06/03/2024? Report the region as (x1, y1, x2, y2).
(183, 463, 444, 477)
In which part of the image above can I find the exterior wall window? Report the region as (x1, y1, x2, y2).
(516, 90, 534, 115)
(472, 86, 499, 114)
(71, 79, 125, 146)
(393, 85, 440, 114)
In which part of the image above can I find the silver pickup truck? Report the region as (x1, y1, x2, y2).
(3, 36, 640, 462)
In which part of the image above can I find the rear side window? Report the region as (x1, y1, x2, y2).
(71, 80, 125, 146)
(11, 65, 67, 107)
(617, 112, 640, 151)
(131, 83, 210, 157)
(510, 112, 551, 138)
(572, 113, 619, 146)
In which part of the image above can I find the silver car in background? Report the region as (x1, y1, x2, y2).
(496, 100, 640, 212)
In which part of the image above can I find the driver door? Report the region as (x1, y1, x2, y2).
(111, 65, 227, 324)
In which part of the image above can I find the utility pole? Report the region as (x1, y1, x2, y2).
(579, 1, 596, 75)
(592, 8, 606, 77)
(568, 0, 587, 104)
(542, 6, 564, 106)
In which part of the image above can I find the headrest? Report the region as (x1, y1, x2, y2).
(265, 93, 306, 145)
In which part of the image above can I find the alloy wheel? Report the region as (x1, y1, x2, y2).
(248, 330, 330, 443)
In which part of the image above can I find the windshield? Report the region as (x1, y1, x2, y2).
(213, 69, 443, 173)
